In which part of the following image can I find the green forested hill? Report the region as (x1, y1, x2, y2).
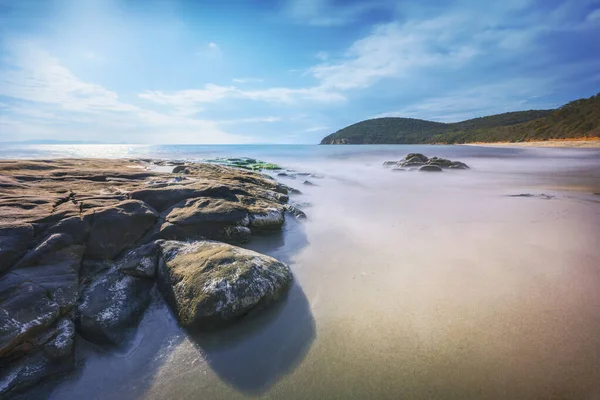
(320, 93, 600, 144)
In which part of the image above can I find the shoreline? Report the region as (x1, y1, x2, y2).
(461, 138, 600, 148)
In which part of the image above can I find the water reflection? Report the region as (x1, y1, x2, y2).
(186, 283, 315, 395)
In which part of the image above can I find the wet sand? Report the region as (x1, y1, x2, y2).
(42, 147, 600, 400)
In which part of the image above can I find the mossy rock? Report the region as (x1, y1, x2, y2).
(157, 241, 292, 330)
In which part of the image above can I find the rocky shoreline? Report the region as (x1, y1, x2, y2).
(0, 159, 304, 397)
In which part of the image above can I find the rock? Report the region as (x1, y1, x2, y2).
(419, 165, 443, 172)
(284, 204, 307, 220)
(85, 200, 158, 260)
(398, 157, 426, 167)
(405, 153, 429, 163)
(278, 183, 301, 195)
(14, 233, 84, 312)
(383, 161, 398, 166)
(0, 223, 35, 273)
(249, 207, 286, 230)
(117, 241, 160, 278)
(43, 215, 93, 244)
(172, 165, 188, 174)
(0, 272, 61, 360)
(156, 241, 292, 330)
(448, 161, 470, 169)
(391, 168, 406, 172)
(157, 197, 251, 243)
(303, 180, 316, 186)
(0, 318, 75, 398)
(130, 184, 238, 211)
(393, 154, 470, 171)
(76, 268, 154, 346)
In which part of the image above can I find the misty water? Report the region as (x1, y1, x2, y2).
(9, 144, 600, 400)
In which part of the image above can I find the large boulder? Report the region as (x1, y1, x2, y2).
(76, 268, 154, 346)
(0, 223, 35, 273)
(156, 241, 292, 330)
(85, 200, 158, 260)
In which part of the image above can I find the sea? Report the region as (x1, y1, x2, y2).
(3, 144, 600, 400)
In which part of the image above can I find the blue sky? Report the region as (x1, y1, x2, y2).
(0, 0, 599, 144)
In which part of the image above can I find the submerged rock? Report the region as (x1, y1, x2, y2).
(156, 241, 292, 330)
(284, 204, 307, 220)
(419, 165, 443, 172)
(393, 153, 470, 171)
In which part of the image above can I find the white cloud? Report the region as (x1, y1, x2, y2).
(586, 8, 600, 22)
(304, 126, 330, 132)
(0, 42, 248, 144)
(83, 51, 103, 61)
(309, 17, 478, 90)
(232, 77, 264, 84)
(218, 116, 282, 124)
(196, 42, 222, 58)
(373, 79, 554, 122)
(315, 51, 329, 61)
(138, 84, 345, 115)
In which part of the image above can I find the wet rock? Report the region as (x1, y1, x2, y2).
(394, 154, 470, 171)
(383, 161, 398, 166)
(248, 207, 286, 230)
(391, 168, 406, 172)
(14, 233, 84, 312)
(284, 204, 307, 220)
(117, 241, 161, 278)
(507, 193, 555, 200)
(85, 200, 158, 260)
(156, 241, 292, 330)
(405, 153, 429, 163)
(419, 165, 443, 172)
(172, 165, 189, 174)
(0, 273, 61, 360)
(76, 268, 154, 347)
(303, 180, 316, 186)
(278, 183, 301, 195)
(0, 223, 35, 273)
(0, 318, 75, 397)
(448, 161, 470, 170)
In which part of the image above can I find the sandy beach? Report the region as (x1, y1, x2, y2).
(463, 138, 600, 148)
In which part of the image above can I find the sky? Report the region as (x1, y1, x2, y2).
(0, 0, 599, 144)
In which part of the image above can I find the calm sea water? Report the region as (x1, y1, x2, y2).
(5, 144, 600, 400)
